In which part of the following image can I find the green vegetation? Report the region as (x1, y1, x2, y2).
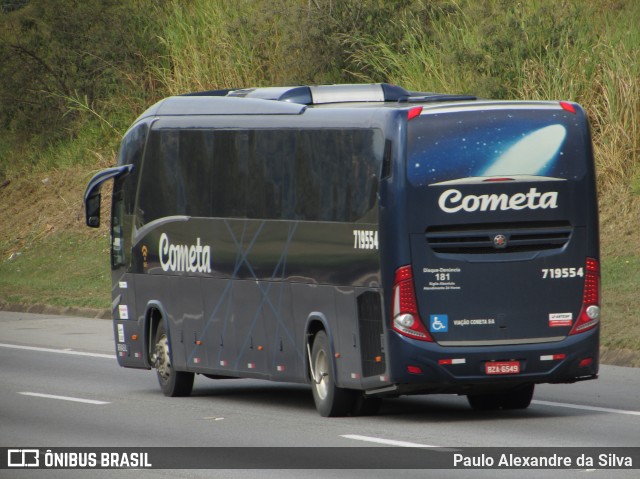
(0, 232, 110, 309)
(600, 255, 640, 365)
(0, 0, 638, 363)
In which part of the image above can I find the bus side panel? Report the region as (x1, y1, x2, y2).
(169, 276, 205, 371)
(198, 277, 300, 381)
(131, 217, 381, 384)
(228, 279, 269, 377)
(182, 277, 271, 379)
(333, 287, 363, 390)
(261, 281, 303, 382)
(199, 277, 238, 375)
(112, 272, 146, 368)
(133, 274, 188, 372)
(291, 283, 339, 382)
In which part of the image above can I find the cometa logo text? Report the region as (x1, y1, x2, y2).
(438, 187, 558, 213)
(159, 233, 212, 273)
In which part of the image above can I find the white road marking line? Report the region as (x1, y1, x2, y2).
(341, 434, 440, 448)
(19, 392, 110, 405)
(533, 400, 640, 417)
(0, 342, 115, 359)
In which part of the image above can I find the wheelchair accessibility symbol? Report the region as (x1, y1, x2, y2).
(430, 314, 449, 333)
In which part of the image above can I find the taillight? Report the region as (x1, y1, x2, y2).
(407, 106, 423, 121)
(569, 258, 600, 335)
(559, 101, 577, 114)
(391, 265, 432, 341)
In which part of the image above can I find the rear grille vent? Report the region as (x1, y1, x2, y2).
(426, 221, 572, 254)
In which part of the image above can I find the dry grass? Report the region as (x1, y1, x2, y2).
(0, 161, 111, 257)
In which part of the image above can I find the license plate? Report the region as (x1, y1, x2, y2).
(485, 361, 520, 375)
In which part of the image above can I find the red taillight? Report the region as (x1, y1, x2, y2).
(407, 106, 423, 121)
(570, 258, 600, 335)
(579, 357, 594, 368)
(391, 265, 432, 341)
(559, 101, 577, 114)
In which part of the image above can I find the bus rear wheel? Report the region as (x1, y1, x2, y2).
(501, 383, 534, 410)
(153, 321, 194, 397)
(310, 331, 355, 417)
(467, 383, 534, 411)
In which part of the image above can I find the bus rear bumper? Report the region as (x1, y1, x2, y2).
(382, 328, 599, 397)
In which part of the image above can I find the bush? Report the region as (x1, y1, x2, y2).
(0, 0, 161, 164)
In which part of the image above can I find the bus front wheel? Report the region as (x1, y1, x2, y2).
(310, 331, 355, 417)
(153, 321, 194, 397)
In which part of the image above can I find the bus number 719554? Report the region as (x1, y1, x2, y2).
(541, 267, 584, 279)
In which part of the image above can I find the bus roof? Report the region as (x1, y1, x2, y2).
(184, 83, 478, 106)
(133, 83, 572, 124)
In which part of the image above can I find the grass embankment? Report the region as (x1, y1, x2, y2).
(0, 232, 109, 310)
(0, 160, 111, 311)
(0, 0, 638, 364)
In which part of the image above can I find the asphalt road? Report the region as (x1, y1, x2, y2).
(0, 311, 638, 478)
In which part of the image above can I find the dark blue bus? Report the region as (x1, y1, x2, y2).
(85, 84, 600, 416)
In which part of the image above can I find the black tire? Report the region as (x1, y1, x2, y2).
(467, 392, 503, 411)
(310, 331, 356, 417)
(467, 383, 535, 411)
(351, 394, 382, 416)
(502, 383, 534, 410)
(153, 321, 194, 397)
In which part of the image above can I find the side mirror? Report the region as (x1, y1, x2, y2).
(86, 193, 101, 227)
(84, 164, 134, 228)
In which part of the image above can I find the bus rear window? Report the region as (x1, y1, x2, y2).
(407, 109, 587, 186)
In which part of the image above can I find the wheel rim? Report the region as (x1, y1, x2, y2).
(314, 348, 329, 400)
(155, 334, 171, 384)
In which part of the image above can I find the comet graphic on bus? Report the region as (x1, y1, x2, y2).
(481, 124, 567, 177)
